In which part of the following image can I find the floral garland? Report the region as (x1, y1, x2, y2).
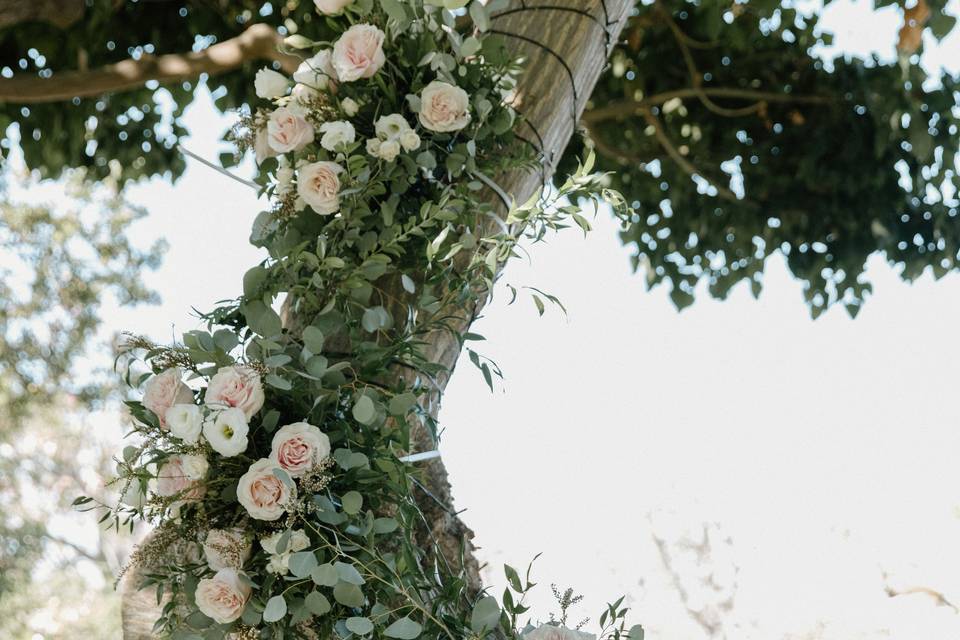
(89, 1, 641, 639)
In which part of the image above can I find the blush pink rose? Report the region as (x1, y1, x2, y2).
(237, 458, 296, 521)
(419, 81, 472, 133)
(142, 368, 193, 427)
(204, 365, 265, 420)
(195, 568, 251, 624)
(315, 0, 353, 14)
(270, 422, 331, 477)
(266, 106, 315, 153)
(297, 160, 343, 215)
(156, 454, 208, 501)
(332, 24, 386, 82)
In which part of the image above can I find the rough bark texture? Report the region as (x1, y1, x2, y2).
(120, 2, 631, 637)
(0, 23, 299, 104)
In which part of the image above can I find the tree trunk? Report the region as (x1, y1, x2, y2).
(121, 2, 632, 636)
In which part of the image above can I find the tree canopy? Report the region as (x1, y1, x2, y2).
(2, 0, 958, 316)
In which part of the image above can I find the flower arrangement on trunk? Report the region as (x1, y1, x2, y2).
(84, 1, 643, 638)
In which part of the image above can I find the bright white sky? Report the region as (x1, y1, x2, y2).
(22, 0, 960, 637)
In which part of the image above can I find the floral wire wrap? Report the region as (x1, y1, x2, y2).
(84, 0, 643, 638)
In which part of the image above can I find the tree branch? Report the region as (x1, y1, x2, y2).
(582, 87, 834, 124)
(0, 0, 83, 29)
(0, 23, 300, 104)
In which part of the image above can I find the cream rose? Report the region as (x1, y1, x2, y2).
(319, 120, 356, 151)
(156, 454, 208, 501)
(165, 404, 202, 444)
(270, 422, 331, 477)
(332, 24, 386, 82)
(202, 407, 249, 457)
(142, 368, 193, 427)
(237, 458, 296, 521)
(205, 365, 265, 419)
(254, 67, 289, 99)
(195, 568, 251, 624)
(297, 160, 343, 215)
(525, 626, 596, 640)
(315, 0, 353, 14)
(266, 106, 315, 153)
(203, 528, 252, 571)
(293, 50, 338, 90)
(419, 81, 471, 133)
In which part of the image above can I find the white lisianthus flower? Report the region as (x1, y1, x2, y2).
(270, 422, 331, 477)
(260, 529, 310, 555)
(374, 113, 412, 141)
(525, 626, 597, 640)
(203, 528, 252, 571)
(297, 160, 344, 215)
(205, 365, 265, 419)
(165, 404, 203, 444)
(203, 408, 249, 457)
(366, 138, 382, 157)
(400, 130, 421, 152)
(419, 80, 471, 133)
(341, 97, 360, 116)
(332, 24, 385, 82)
(237, 458, 296, 521)
(142, 368, 193, 428)
(315, 0, 353, 14)
(195, 568, 251, 624)
(378, 139, 401, 162)
(319, 120, 356, 151)
(254, 67, 289, 99)
(266, 106, 315, 153)
(293, 50, 338, 90)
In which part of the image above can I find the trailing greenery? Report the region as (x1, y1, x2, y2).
(86, 2, 639, 638)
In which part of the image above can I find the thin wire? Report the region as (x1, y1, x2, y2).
(177, 144, 259, 190)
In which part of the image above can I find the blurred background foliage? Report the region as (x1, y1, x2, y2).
(0, 0, 959, 636)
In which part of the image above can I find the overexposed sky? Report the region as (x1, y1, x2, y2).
(25, 0, 960, 636)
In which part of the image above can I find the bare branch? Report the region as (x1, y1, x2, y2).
(0, 0, 83, 29)
(0, 23, 300, 104)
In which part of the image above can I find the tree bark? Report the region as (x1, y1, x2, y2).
(0, 23, 299, 104)
(120, 2, 631, 637)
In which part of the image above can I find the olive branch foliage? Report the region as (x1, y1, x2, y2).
(76, 1, 645, 639)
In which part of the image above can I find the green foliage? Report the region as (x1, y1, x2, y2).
(575, 0, 960, 317)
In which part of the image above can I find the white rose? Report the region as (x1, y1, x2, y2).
(165, 404, 203, 444)
(203, 408, 249, 457)
(293, 50, 338, 90)
(254, 67, 289, 99)
(266, 106, 315, 153)
(203, 528, 252, 571)
(341, 97, 360, 116)
(319, 120, 356, 151)
(525, 626, 596, 640)
(205, 365, 265, 419)
(270, 422, 331, 477)
(378, 139, 401, 162)
(195, 568, 251, 624)
(315, 0, 353, 14)
(237, 458, 296, 521)
(374, 113, 411, 141)
(332, 24, 386, 82)
(400, 130, 421, 152)
(297, 161, 343, 215)
(142, 368, 193, 428)
(419, 81, 471, 133)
